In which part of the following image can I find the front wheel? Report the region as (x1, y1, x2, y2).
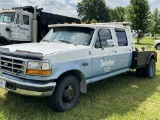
(0, 43, 4, 46)
(49, 75, 80, 112)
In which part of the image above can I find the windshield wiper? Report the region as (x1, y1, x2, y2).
(41, 39, 50, 43)
(58, 40, 77, 46)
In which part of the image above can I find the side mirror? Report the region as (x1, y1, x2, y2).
(106, 39, 115, 47)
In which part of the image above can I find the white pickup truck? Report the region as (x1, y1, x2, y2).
(0, 22, 157, 112)
(154, 40, 160, 50)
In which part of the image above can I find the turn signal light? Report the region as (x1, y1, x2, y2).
(81, 22, 86, 24)
(27, 69, 51, 76)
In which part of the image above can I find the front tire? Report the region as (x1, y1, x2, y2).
(49, 75, 80, 112)
(0, 43, 4, 46)
(136, 68, 143, 77)
(0, 37, 11, 46)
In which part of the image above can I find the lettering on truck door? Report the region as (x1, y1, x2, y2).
(92, 28, 117, 82)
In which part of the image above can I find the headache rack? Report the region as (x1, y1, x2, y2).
(96, 22, 131, 26)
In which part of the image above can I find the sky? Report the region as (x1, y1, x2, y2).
(0, 0, 159, 18)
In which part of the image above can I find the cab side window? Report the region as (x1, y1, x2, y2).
(95, 29, 112, 48)
(23, 15, 29, 25)
(115, 29, 128, 46)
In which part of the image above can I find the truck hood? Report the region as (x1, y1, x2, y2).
(0, 22, 10, 26)
(2, 42, 87, 56)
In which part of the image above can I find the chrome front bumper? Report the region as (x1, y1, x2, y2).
(0, 74, 56, 96)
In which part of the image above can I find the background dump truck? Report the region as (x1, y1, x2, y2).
(0, 6, 80, 45)
(0, 22, 157, 112)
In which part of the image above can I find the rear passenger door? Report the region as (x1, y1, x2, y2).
(114, 28, 132, 69)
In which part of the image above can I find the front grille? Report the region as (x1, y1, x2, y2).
(0, 56, 26, 75)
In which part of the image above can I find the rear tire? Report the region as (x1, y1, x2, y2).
(136, 59, 156, 78)
(156, 44, 160, 50)
(143, 59, 156, 78)
(136, 67, 146, 77)
(49, 75, 80, 112)
(136, 68, 143, 77)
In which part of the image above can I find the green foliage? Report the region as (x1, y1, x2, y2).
(127, 0, 151, 33)
(91, 19, 97, 23)
(77, 0, 110, 23)
(149, 8, 160, 39)
(109, 7, 126, 22)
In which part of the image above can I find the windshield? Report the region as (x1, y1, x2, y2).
(42, 27, 94, 46)
(0, 12, 15, 23)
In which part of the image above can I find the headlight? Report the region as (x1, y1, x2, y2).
(28, 61, 42, 70)
(26, 61, 51, 76)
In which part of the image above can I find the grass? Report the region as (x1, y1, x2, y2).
(0, 37, 160, 120)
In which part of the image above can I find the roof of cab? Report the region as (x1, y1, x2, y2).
(48, 22, 131, 29)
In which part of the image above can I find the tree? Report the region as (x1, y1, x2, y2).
(77, 0, 110, 23)
(150, 8, 160, 39)
(127, 0, 151, 43)
(91, 19, 97, 23)
(110, 7, 126, 22)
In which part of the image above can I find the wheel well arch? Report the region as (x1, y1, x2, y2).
(0, 36, 11, 45)
(55, 70, 87, 93)
(147, 53, 157, 64)
(155, 43, 160, 48)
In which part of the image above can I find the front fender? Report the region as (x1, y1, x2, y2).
(52, 62, 86, 80)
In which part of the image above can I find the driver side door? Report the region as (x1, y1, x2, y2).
(10, 13, 20, 40)
(19, 14, 31, 41)
(92, 28, 118, 82)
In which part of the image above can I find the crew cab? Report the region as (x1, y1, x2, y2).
(0, 22, 157, 112)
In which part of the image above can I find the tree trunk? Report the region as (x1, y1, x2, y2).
(155, 34, 157, 39)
